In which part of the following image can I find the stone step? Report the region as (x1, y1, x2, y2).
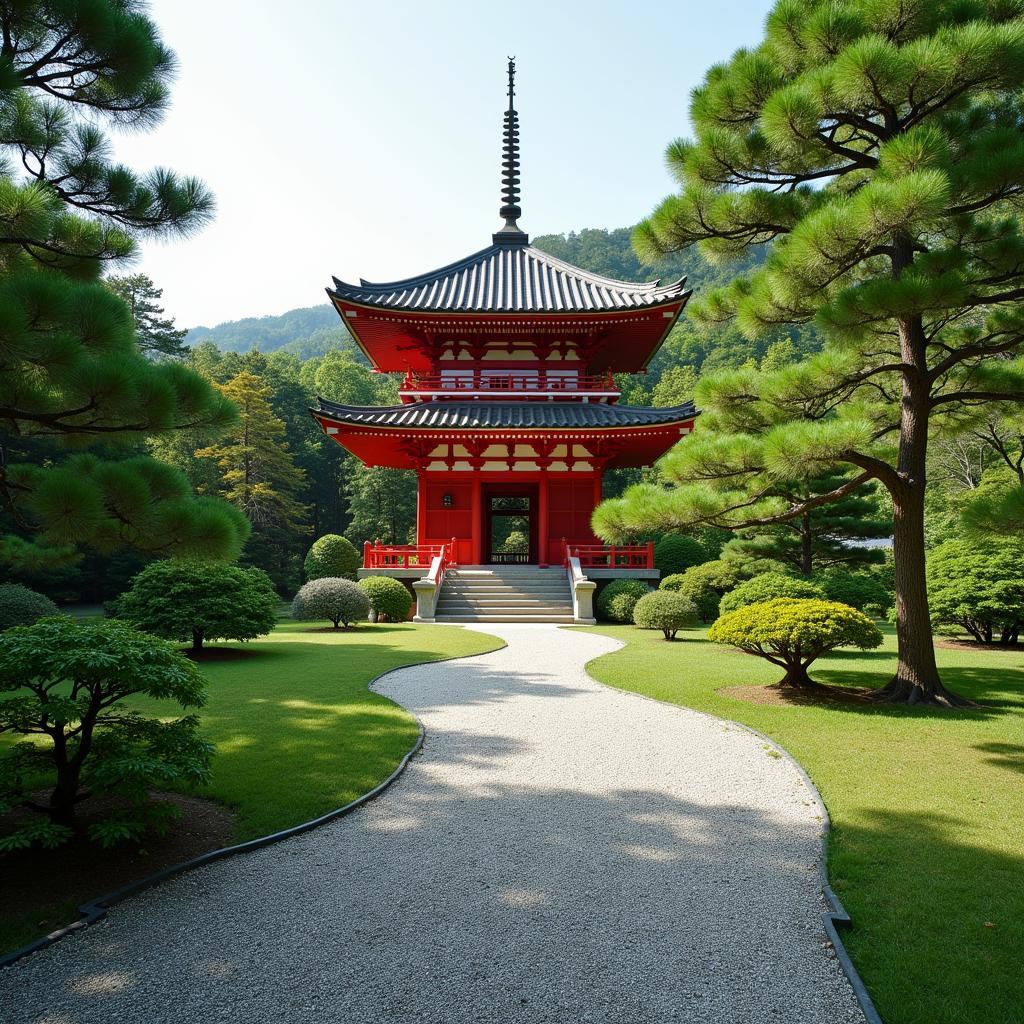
(434, 613, 577, 623)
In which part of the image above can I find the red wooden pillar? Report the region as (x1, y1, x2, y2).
(592, 472, 603, 531)
(538, 473, 549, 567)
(471, 475, 483, 565)
(416, 469, 427, 545)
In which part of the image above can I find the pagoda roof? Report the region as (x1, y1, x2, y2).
(329, 242, 689, 315)
(313, 397, 696, 430)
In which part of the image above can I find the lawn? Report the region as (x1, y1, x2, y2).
(578, 623, 1023, 1024)
(1, 619, 502, 955)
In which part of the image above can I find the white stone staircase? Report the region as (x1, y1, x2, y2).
(435, 566, 575, 623)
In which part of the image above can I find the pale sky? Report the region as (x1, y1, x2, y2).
(109, 0, 775, 329)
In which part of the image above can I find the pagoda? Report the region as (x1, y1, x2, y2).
(313, 61, 695, 596)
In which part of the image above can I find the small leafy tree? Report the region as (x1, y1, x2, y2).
(0, 618, 212, 848)
(709, 599, 883, 691)
(359, 576, 412, 622)
(0, 584, 58, 630)
(118, 560, 279, 651)
(633, 590, 699, 640)
(815, 568, 893, 613)
(596, 580, 651, 623)
(661, 559, 748, 622)
(304, 534, 360, 581)
(927, 540, 1024, 643)
(719, 571, 824, 615)
(292, 578, 369, 629)
(654, 534, 708, 578)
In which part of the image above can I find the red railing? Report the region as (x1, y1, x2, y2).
(363, 538, 458, 569)
(399, 371, 618, 396)
(561, 538, 654, 570)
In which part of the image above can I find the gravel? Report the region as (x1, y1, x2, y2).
(2, 624, 865, 1024)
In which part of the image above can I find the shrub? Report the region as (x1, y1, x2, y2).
(0, 618, 212, 849)
(359, 576, 412, 622)
(596, 579, 651, 623)
(292, 577, 370, 629)
(304, 534, 360, 581)
(118, 560, 279, 651)
(708, 598, 883, 690)
(0, 583, 59, 630)
(662, 559, 748, 622)
(815, 568, 893, 612)
(719, 572, 824, 615)
(633, 590, 699, 640)
(654, 535, 708, 578)
(926, 540, 1024, 644)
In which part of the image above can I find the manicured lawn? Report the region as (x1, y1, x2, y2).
(1, 620, 502, 955)
(578, 623, 1023, 1024)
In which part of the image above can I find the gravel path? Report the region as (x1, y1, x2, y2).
(3, 624, 864, 1024)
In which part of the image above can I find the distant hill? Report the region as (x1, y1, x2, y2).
(186, 228, 762, 360)
(186, 305, 353, 356)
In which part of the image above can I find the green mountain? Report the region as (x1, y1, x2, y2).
(186, 305, 353, 357)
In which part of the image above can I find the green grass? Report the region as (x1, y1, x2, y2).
(1, 620, 502, 954)
(577, 623, 1024, 1024)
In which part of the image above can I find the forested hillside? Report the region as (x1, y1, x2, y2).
(186, 305, 355, 357)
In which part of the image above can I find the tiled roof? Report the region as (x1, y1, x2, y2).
(328, 243, 690, 314)
(313, 398, 696, 429)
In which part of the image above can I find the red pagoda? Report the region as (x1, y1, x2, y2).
(313, 62, 695, 621)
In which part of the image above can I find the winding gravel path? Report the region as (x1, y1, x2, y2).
(3, 624, 864, 1024)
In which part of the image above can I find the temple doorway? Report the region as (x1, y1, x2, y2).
(482, 485, 538, 564)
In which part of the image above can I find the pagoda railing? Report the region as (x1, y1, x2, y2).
(561, 538, 654, 570)
(399, 370, 618, 399)
(364, 539, 457, 569)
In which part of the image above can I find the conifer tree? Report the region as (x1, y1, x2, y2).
(599, 0, 1024, 704)
(0, 1, 246, 568)
(106, 273, 188, 358)
(196, 371, 308, 530)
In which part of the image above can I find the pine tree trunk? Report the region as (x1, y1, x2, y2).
(869, 306, 972, 707)
(800, 513, 813, 575)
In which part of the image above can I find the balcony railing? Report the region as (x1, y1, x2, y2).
(399, 371, 618, 401)
(562, 539, 655, 570)
(363, 539, 457, 569)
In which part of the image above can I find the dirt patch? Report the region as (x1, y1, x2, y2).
(934, 637, 1022, 653)
(304, 625, 359, 633)
(718, 682, 872, 708)
(184, 646, 265, 661)
(1, 792, 235, 927)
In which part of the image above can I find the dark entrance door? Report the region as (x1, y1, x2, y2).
(482, 484, 538, 564)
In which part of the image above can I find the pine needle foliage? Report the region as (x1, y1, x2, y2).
(609, 0, 1024, 704)
(0, 1, 245, 569)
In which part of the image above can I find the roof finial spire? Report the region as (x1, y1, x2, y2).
(494, 56, 528, 245)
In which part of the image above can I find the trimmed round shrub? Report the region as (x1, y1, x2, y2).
(304, 534, 360, 581)
(718, 572, 824, 616)
(654, 535, 708, 579)
(0, 584, 59, 631)
(708, 598, 883, 690)
(596, 579, 651, 623)
(292, 577, 369, 629)
(633, 590, 699, 640)
(359, 576, 412, 622)
(662, 559, 747, 622)
(926, 540, 1024, 644)
(815, 569, 893, 612)
(118, 560, 279, 651)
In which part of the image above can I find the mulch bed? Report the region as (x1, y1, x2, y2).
(718, 682, 872, 708)
(934, 638, 1023, 653)
(303, 625, 358, 633)
(2, 792, 235, 929)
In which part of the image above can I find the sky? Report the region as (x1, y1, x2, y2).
(110, 0, 776, 329)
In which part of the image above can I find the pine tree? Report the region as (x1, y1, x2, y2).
(106, 273, 188, 359)
(598, 1, 1024, 705)
(196, 372, 308, 530)
(0, 2, 246, 568)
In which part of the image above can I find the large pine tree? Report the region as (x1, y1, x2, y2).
(0, 1, 247, 568)
(598, 0, 1024, 704)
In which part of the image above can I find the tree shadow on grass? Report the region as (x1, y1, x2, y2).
(972, 742, 1024, 775)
